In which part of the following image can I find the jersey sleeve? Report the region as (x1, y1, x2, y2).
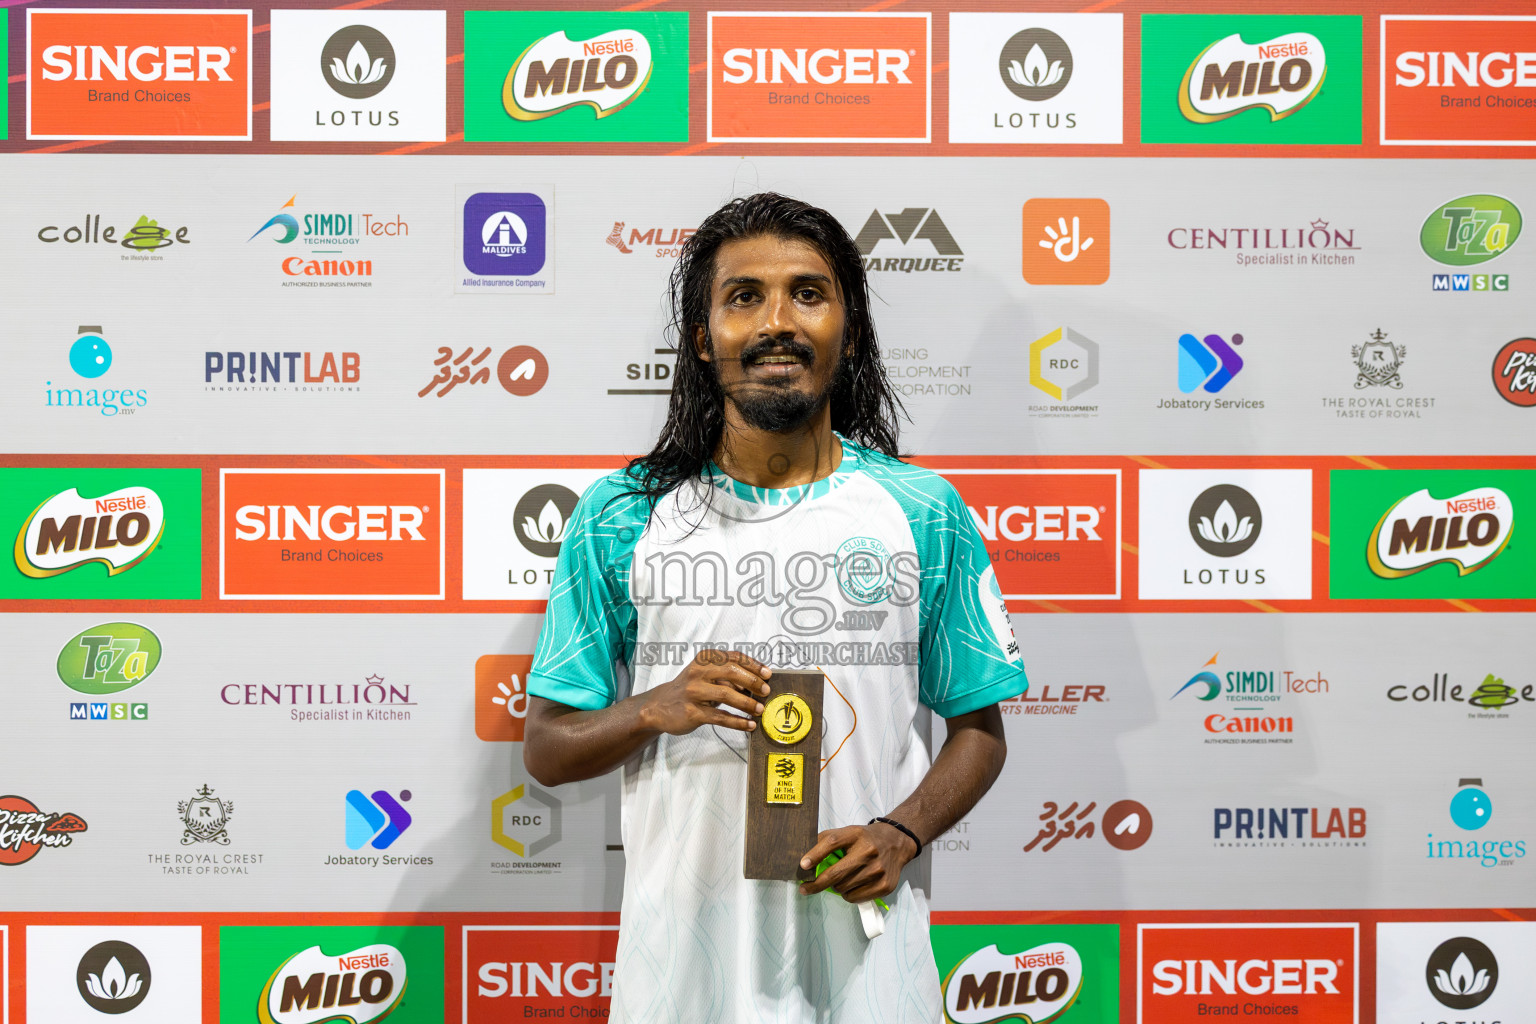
(528, 472, 648, 711)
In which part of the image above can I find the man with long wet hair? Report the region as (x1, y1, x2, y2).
(524, 193, 1027, 1021)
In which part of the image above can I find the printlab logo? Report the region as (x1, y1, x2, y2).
(1021, 198, 1109, 285)
(1188, 484, 1261, 556)
(491, 783, 562, 864)
(1000, 29, 1071, 101)
(0, 795, 88, 865)
(321, 25, 394, 98)
(419, 345, 548, 398)
(514, 484, 580, 558)
(76, 940, 151, 1014)
(47, 326, 151, 418)
(179, 785, 233, 845)
(475, 655, 532, 742)
(345, 789, 412, 850)
(1028, 327, 1099, 408)
(1423, 194, 1521, 293)
(1178, 332, 1245, 394)
(204, 349, 361, 393)
(1427, 936, 1497, 1009)
(853, 208, 964, 274)
(1023, 798, 1153, 852)
(1493, 338, 1536, 407)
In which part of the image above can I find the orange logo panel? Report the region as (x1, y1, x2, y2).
(28, 9, 251, 140)
(475, 655, 532, 742)
(1382, 19, 1536, 144)
(708, 13, 929, 142)
(1140, 924, 1356, 1023)
(1022, 198, 1111, 285)
(466, 927, 618, 1020)
(221, 470, 443, 599)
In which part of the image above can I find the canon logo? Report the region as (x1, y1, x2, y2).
(968, 505, 1101, 542)
(1395, 51, 1536, 88)
(234, 505, 425, 542)
(721, 47, 911, 85)
(40, 44, 233, 82)
(1151, 958, 1339, 995)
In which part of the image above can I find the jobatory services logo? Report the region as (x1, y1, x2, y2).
(58, 621, 160, 724)
(268, 11, 446, 142)
(948, 14, 1124, 144)
(1024, 799, 1154, 854)
(27, 8, 251, 140)
(464, 12, 687, 142)
(219, 469, 445, 600)
(1378, 923, 1536, 1020)
(25, 925, 203, 1024)
(853, 207, 963, 274)
(461, 470, 608, 600)
(249, 193, 409, 287)
(345, 789, 412, 851)
(218, 927, 442, 1024)
(1421, 195, 1520, 295)
(1175, 332, 1248, 398)
(47, 326, 151, 418)
(1022, 199, 1110, 285)
(1028, 327, 1100, 417)
(1382, 17, 1536, 146)
(1138, 924, 1357, 1022)
(1427, 778, 1526, 869)
(418, 345, 547, 399)
(932, 924, 1120, 1024)
(0, 795, 87, 865)
(1138, 470, 1312, 600)
(1492, 337, 1536, 406)
(466, 924, 618, 1022)
(458, 187, 555, 294)
(939, 469, 1120, 601)
(3, 468, 202, 599)
(476, 655, 532, 742)
(708, 12, 930, 143)
(36, 213, 192, 258)
(1140, 15, 1362, 145)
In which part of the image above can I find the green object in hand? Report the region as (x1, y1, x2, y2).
(813, 850, 891, 911)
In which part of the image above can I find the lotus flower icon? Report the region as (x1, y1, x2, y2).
(521, 500, 569, 547)
(1009, 44, 1065, 89)
(320, 25, 396, 99)
(332, 40, 388, 86)
(86, 956, 143, 1002)
(1196, 500, 1254, 546)
(1435, 952, 1491, 997)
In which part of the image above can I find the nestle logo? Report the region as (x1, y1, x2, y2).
(1257, 42, 1308, 59)
(337, 952, 391, 971)
(583, 38, 633, 57)
(1446, 496, 1497, 514)
(95, 494, 146, 514)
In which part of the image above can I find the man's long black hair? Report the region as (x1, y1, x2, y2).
(627, 193, 905, 502)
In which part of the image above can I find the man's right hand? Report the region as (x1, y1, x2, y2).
(637, 649, 772, 736)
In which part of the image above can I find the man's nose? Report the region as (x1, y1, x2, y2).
(760, 288, 795, 337)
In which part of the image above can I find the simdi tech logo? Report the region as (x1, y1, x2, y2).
(2, 467, 202, 599)
(466, 924, 618, 1022)
(1140, 15, 1361, 145)
(219, 469, 444, 600)
(28, 9, 251, 140)
(1329, 469, 1535, 600)
(464, 12, 688, 142)
(1382, 17, 1536, 146)
(932, 923, 1120, 1024)
(708, 12, 930, 143)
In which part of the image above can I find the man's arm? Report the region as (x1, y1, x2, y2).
(524, 650, 773, 787)
(798, 704, 1007, 903)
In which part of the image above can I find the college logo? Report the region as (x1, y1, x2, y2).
(1428, 778, 1526, 868)
(853, 207, 963, 274)
(179, 785, 232, 846)
(419, 345, 547, 399)
(708, 12, 929, 143)
(940, 469, 1120, 600)
(466, 925, 617, 1021)
(37, 214, 191, 254)
(1139, 924, 1356, 1022)
(475, 656, 532, 742)
(1138, 470, 1311, 599)
(46, 325, 151, 418)
(462, 470, 606, 600)
(345, 789, 412, 851)
(0, 795, 87, 865)
(933, 924, 1119, 1024)
(1025, 799, 1153, 853)
(28, 9, 251, 140)
(459, 188, 554, 293)
(220, 469, 445, 600)
(1140, 15, 1361, 145)
(76, 939, 152, 1014)
(1021, 199, 1109, 285)
(1382, 17, 1536, 145)
(221, 927, 441, 1024)
(1492, 337, 1536, 406)
(1028, 327, 1099, 408)
(1421, 194, 1522, 267)
(269, 12, 446, 142)
(1389, 671, 1532, 710)
(1426, 936, 1497, 1008)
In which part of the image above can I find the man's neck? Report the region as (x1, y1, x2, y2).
(713, 405, 842, 489)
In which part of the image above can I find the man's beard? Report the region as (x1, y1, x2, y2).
(717, 337, 848, 433)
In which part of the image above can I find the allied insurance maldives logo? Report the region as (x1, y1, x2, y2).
(219, 469, 444, 600)
(28, 9, 252, 140)
(708, 12, 930, 143)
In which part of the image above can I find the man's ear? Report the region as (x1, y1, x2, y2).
(694, 324, 712, 363)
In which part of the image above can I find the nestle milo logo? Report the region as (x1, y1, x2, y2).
(1420, 194, 1522, 267)
(57, 622, 162, 695)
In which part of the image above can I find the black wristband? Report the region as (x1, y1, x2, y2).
(870, 816, 923, 858)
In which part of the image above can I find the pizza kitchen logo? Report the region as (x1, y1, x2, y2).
(258, 944, 406, 1024)
(0, 795, 88, 865)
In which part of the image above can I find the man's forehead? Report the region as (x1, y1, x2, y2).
(712, 235, 835, 286)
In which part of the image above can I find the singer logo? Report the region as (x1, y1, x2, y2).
(1022, 198, 1110, 285)
(707, 12, 929, 143)
(1367, 487, 1514, 579)
(1382, 18, 1536, 145)
(939, 469, 1120, 600)
(466, 925, 618, 1023)
(28, 9, 251, 140)
(1138, 923, 1358, 1023)
(220, 469, 444, 600)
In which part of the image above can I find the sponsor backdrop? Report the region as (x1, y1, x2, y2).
(0, 0, 1531, 1022)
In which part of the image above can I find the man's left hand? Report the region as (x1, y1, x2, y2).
(797, 823, 915, 903)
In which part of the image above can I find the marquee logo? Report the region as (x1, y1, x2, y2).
(467, 925, 618, 1021)
(504, 29, 652, 121)
(1420, 194, 1522, 267)
(0, 795, 88, 865)
(942, 942, 1082, 1023)
(708, 12, 929, 143)
(16, 485, 165, 579)
(1139, 924, 1356, 1021)
(853, 207, 963, 274)
(1382, 17, 1536, 145)
(1366, 486, 1513, 578)
(28, 8, 251, 140)
(1179, 32, 1326, 123)
(259, 944, 407, 1024)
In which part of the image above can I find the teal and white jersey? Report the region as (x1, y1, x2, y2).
(529, 436, 1027, 1024)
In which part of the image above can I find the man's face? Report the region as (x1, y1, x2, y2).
(697, 233, 850, 433)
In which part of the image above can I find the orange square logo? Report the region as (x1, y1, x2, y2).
(220, 469, 443, 599)
(28, 9, 251, 140)
(708, 12, 929, 143)
(1022, 198, 1111, 285)
(475, 655, 532, 742)
(1381, 18, 1536, 145)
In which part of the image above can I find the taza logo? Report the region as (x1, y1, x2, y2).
(942, 941, 1082, 1023)
(999, 29, 1071, 101)
(57, 622, 161, 694)
(77, 939, 151, 1014)
(1366, 487, 1512, 578)
(16, 485, 165, 578)
(259, 944, 406, 1024)
(1179, 32, 1326, 123)
(504, 30, 652, 121)
(1426, 936, 1497, 1009)
(1420, 195, 1522, 266)
(321, 25, 394, 99)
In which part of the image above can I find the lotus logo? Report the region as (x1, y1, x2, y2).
(998, 28, 1073, 102)
(1426, 936, 1497, 1009)
(1367, 487, 1513, 579)
(512, 484, 581, 558)
(320, 25, 396, 99)
(76, 940, 151, 1014)
(522, 501, 568, 547)
(1188, 485, 1262, 557)
(1436, 952, 1490, 997)
(87, 957, 143, 1001)
(1179, 32, 1326, 123)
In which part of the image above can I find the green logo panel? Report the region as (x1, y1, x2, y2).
(464, 11, 689, 142)
(0, 13, 8, 140)
(0, 467, 201, 600)
(931, 923, 1118, 1024)
(1140, 15, 1362, 144)
(219, 925, 444, 1024)
(1329, 469, 1536, 599)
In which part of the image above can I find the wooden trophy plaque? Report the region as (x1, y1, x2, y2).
(744, 671, 825, 881)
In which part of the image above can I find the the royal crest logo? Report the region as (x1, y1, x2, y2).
(15, 486, 166, 578)
(1368, 487, 1513, 578)
(179, 784, 233, 846)
(1179, 31, 1326, 123)
(503, 29, 652, 121)
(942, 941, 1084, 1024)
(259, 944, 407, 1024)
(1352, 329, 1405, 390)
(0, 795, 87, 865)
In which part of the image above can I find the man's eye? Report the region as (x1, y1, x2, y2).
(796, 288, 822, 302)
